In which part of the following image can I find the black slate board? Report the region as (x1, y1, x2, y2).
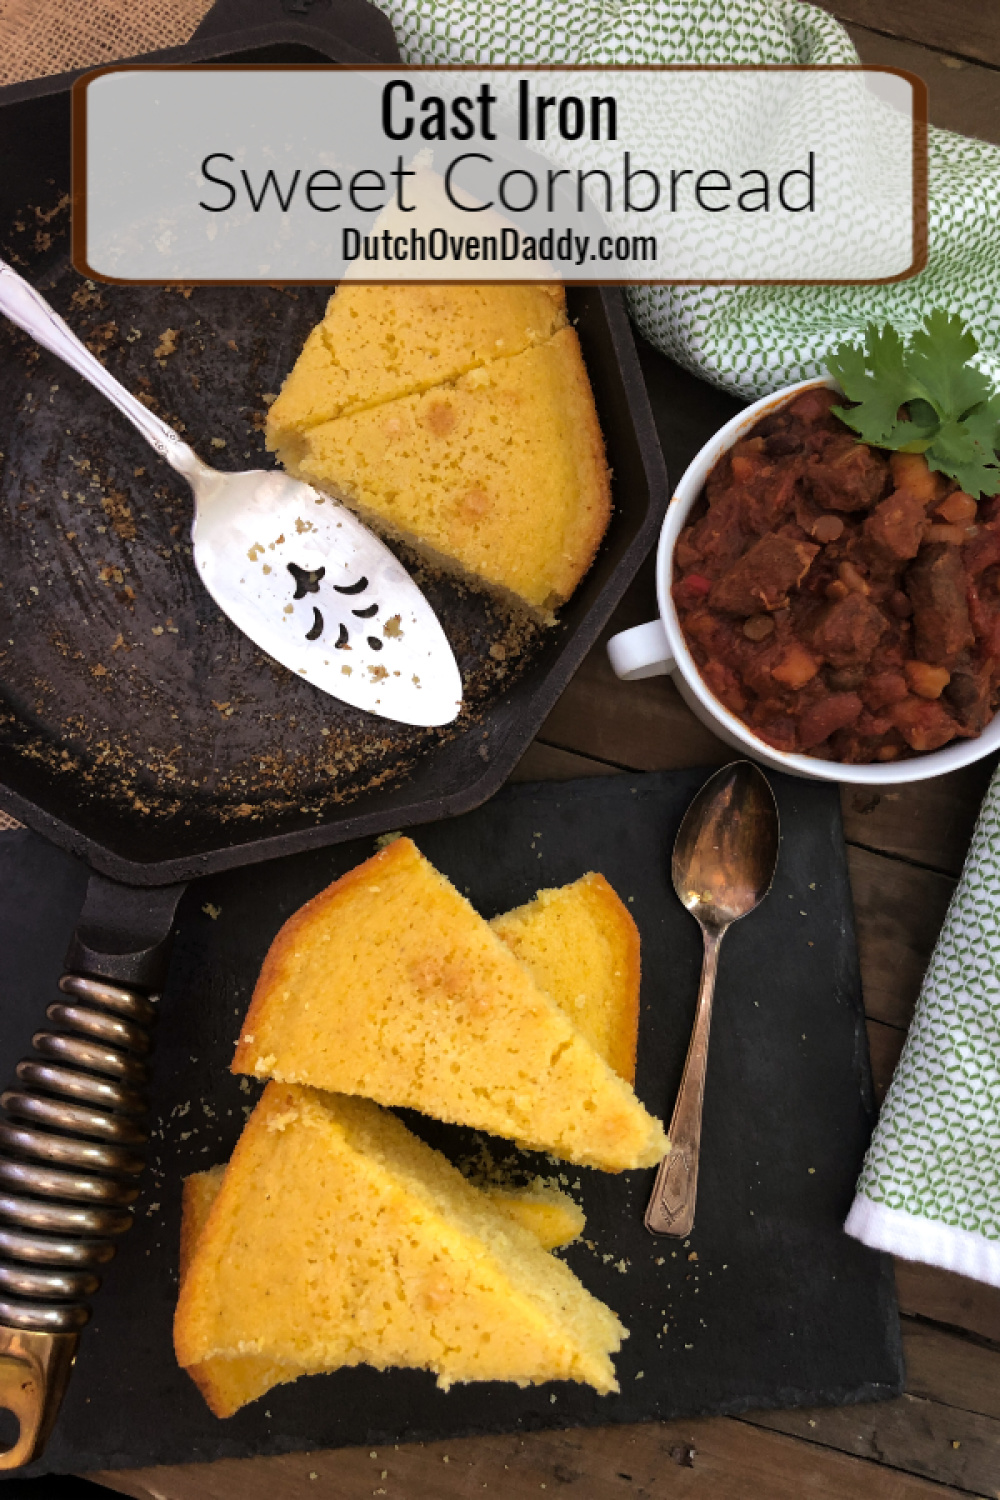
(0, 769, 902, 1476)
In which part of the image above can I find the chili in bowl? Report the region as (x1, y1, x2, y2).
(607, 377, 1000, 785)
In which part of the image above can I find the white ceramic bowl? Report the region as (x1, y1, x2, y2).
(607, 376, 1000, 785)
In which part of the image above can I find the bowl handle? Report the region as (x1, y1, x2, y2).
(607, 620, 675, 681)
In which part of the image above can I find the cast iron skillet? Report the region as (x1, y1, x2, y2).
(0, 0, 669, 1466)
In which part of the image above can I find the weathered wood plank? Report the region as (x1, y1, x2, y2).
(818, 0, 1000, 69)
(902, 1319, 1000, 1420)
(867, 1019, 906, 1104)
(511, 740, 621, 783)
(896, 1259, 1000, 1346)
(840, 764, 996, 881)
(847, 848, 954, 1029)
(90, 1411, 976, 1500)
(744, 1390, 1000, 1497)
(843, 23, 1000, 145)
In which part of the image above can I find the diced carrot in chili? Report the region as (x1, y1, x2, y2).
(890, 451, 945, 504)
(771, 644, 821, 690)
(935, 492, 978, 525)
(904, 661, 951, 700)
(889, 697, 959, 753)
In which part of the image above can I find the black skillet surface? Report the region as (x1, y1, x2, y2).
(0, 768, 901, 1476)
(0, 7, 669, 885)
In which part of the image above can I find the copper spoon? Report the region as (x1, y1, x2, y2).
(645, 761, 779, 1237)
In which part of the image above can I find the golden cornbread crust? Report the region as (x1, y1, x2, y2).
(178, 1167, 306, 1418)
(267, 283, 568, 432)
(491, 872, 640, 1085)
(174, 1083, 625, 1409)
(266, 284, 611, 617)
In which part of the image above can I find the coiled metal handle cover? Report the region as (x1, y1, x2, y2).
(0, 974, 157, 1469)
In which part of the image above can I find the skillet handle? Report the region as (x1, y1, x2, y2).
(0, 875, 185, 1469)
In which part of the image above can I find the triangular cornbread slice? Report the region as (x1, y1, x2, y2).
(232, 839, 666, 1171)
(491, 873, 640, 1085)
(174, 1083, 625, 1408)
(178, 1166, 586, 1417)
(266, 283, 567, 436)
(273, 328, 610, 616)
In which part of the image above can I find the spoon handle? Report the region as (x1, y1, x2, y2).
(645, 925, 723, 1237)
(0, 257, 208, 482)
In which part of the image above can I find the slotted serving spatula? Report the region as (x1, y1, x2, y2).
(0, 260, 463, 727)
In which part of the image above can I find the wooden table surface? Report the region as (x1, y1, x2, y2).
(27, 2, 992, 1496)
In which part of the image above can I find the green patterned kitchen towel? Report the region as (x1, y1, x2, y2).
(846, 765, 1000, 1283)
(373, 0, 1000, 399)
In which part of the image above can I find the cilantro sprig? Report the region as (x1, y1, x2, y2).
(827, 310, 1000, 498)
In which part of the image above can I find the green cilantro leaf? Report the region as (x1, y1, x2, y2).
(827, 311, 1000, 498)
(963, 393, 1000, 458)
(829, 322, 922, 445)
(908, 309, 993, 419)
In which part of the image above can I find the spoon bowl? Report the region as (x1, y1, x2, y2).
(672, 760, 781, 930)
(646, 761, 779, 1237)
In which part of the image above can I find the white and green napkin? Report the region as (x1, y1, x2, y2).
(373, 0, 1000, 398)
(846, 767, 1000, 1285)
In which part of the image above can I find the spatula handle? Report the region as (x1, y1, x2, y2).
(0, 257, 208, 482)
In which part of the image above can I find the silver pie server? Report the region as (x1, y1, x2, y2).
(0, 259, 463, 728)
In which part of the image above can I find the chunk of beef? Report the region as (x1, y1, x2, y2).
(863, 488, 928, 563)
(788, 388, 840, 423)
(798, 693, 863, 749)
(944, 660, 993, 735)
(808, 435, 889, 512)
(905, 544, 975, 668)
(963, 520, 1000, 578)
(862, 671, 909, 711)
(810, 593, 887, 669)
(688, 490, 752, 572)
(708, 535, 818, 616)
